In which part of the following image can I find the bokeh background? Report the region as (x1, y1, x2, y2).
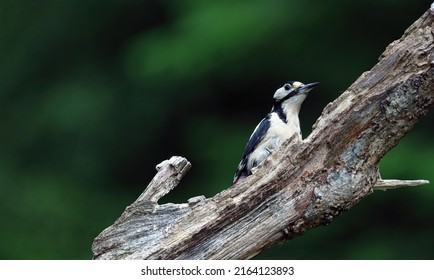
(1, 0, 433, 260)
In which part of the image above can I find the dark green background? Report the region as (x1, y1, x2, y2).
(1, 0, 433, 259)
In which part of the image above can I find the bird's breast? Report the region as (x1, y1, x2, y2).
(267, 112, 301, 141)
(246, 113, 301, 171)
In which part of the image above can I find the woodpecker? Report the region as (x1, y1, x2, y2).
(233, 81, 319, 184)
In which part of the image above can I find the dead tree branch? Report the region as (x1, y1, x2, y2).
(92, 5, 434, 259)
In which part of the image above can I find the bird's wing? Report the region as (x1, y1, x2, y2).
(233, 114, 271, 182)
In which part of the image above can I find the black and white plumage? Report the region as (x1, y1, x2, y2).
(233, 81, 319, 184)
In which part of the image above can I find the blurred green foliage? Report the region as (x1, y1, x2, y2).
(0, 0, 433, 259)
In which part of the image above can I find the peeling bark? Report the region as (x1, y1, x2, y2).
(92, 5, 434, 260)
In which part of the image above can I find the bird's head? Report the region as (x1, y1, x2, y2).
(273, 81, 319, 105)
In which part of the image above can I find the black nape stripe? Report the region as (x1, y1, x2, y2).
(272, 102, 287, 123)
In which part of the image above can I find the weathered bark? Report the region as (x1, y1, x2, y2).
(92, 5, 434, 260)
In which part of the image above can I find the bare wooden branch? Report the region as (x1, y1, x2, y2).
(92, 5, 434, 260)
(373, 179, 430, 191)
(136, 156, 191, 203)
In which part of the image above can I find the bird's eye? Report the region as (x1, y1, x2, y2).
(284, 84, 291, 91)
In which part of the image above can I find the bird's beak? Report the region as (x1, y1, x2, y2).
(299, 82, 319, 94)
